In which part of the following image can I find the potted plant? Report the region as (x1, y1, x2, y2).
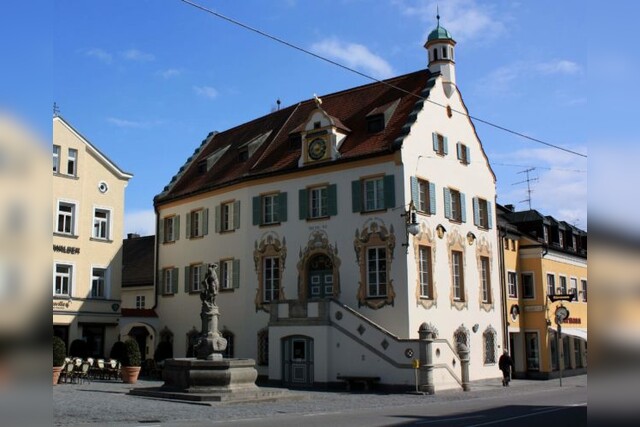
(53, 336, 66, 385)
(120, 339, 142, 384)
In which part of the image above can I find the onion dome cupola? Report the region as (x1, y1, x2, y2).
(424, 12, 457, 86)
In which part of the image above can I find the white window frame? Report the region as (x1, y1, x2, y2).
(220, 259, 234, 290)
(53, 145, 60, 173)
(56, 199, 78, 236)
(164, 216, 177, 242)
(309, 186, 328, 219)
(191, 263, 203, 292)
(435, 133, 445, 156)
(477, 198, 489, 229)
(90, 266, 108, 299)
(418, 245, 432, 298)
(581, 279, 587, 302)
(570, 277, 578, 296)
(164, 268, 174, 294)
(67, 148, 78, 176)
(366, 247, 387, 297)
(263, 257, 280, 302)
(559, 275, 567, 294)
(190, 209, 204, 237)
(480, 256, 491, 303)
(521, 271, 535, 299)
(262, 194, 279, 225)
(135, 295, 146, 309)
(452, 250, 464, 301)
(417, 178, 431, 213)
(92, 206, 112, 240)
(507, 271, 518, 298)
(450, 189, 462, 222)
(546, 273, 556, 296)
(363, 177, 384, 212)
(221, 202, 234, 231)
(53, 262, 74, 297)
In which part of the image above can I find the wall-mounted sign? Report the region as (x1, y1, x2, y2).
(524, 305, 543, 312)
(53, 300, 71, 309)
(53, 245, 80, 255)
(547, 294, 576, 303)
(564, 317, 582, 324)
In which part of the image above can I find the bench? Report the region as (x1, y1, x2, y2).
(336, 375, 381, 391)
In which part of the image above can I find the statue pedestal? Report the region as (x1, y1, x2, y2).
(130, 358, 295, 403)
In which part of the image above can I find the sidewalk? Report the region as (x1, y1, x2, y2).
(53, 375, 587, 426)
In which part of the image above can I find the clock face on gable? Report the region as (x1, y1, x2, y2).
(308, 138, 327, 160)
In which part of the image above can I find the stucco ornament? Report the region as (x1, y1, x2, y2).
(253, 232, 287, 312)
(296, 230, 341, 300)
(353, 219, 396, 309)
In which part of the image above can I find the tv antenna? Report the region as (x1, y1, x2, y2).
(512, 167, 538, 210)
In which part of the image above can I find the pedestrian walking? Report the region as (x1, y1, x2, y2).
(498, 350, 514, 386)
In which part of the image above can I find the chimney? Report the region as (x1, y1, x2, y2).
(127, 233, 140, 239)
(504, 204, 515, 212)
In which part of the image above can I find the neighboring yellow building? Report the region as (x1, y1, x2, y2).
(52, 115, 132, 357)
(498, 204, 587, 379)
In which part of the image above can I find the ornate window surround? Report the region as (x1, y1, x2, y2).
(483, 325, 497, 365)
(296, 230, 341, 301)
(447, 229, 468, 310)
(253, 232, 287, 312)
(354, 219, 396, 309)
(412, 223, 437, 309)
(476, 236, 495, 312)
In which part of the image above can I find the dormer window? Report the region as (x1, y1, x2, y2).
(197, 160, 207, 175)
(238, 149, 248, 162)
(367, 114, 385, 133)
(288, 133, 302, 151)
(313, 121, 321, 129)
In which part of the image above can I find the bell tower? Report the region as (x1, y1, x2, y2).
(424, 12, 456, 90)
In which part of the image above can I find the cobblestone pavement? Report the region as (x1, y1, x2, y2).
(53, 375, 587, 426)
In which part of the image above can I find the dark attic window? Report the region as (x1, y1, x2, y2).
(288, 133, 302, 151)
(367, 114, 385, 133)
(197, 160, 207, 175)
(313, 121, 321, 129)
(238, 149, 249, 162)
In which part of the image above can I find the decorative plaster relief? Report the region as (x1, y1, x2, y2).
(454, 324, 470, 355)
(253, 232, 287, 312)
(353, 218, 396, 309)
(475, 236, 495, 312)
(447, 228, 468, 310)
(296, 230, 341, 301)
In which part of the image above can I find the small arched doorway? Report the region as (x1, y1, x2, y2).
(307, 254, 333, 299)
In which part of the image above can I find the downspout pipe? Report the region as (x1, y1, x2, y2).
(498, 225, 509, 352)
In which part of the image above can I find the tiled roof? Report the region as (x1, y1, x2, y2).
(155, 69, 436, 205)
(122, 235, 155, 287)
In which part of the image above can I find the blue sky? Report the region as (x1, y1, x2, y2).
(43, 1, 595, 234)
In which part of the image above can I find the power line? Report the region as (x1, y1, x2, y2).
(492, 162, 586, 173)
(179, 0, 588, 159)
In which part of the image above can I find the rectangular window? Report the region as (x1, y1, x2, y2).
(581, 279, 587, 302)
(452, 250, 464, 301)
(91, 268, 106, 298)
(432, 133, 447, 156)
(572, 235, 577, 251)
(419, 246, 433, 298)
(417, 179, 432, 214)
(543, 225, 549, 243)
(164, 268, 175, 295)
(507, 271, 517, 298)
(254, 193, 287, 226)
(54, 264, 72, 296)
(135, 295, 146, 309)
(221, 202, 233, 231)
(57, 201, 76, 235)
(570, 277, 578, 296)
(525, 332, 540, 371)
(220, 260, 234, 290)
(263, 194, 279, 224)
(366, 247, 387, 297)
(547, 273, 556, 296)
(67, 148, 77, 176)
(522, 273, 535, 299)
(93, 208, 110, 240)
(473, 197, 492, 229)
(559, 276, 567, 294)
(263, 257, 280, 302)
(163, 216, 179, 242)
(457, 142, 470, 165)
(364, 177, 385, 212)
(309, 186, 328, 218)
(190, 264, 203, 292)
(53, 145, 60, 173)
(444, 188, 466, 222)
(191, 210, 203, 237)
(480, 256, 491, 303)
(559, 231, 564, 247)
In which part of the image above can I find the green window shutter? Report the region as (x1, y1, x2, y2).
(186, 212, 191, 239)
(172, 267, 179, 294)
(157, 270, 163, 295)
(429, 182, 436, 215)
(351, 180, 362, 213)
(432, 133, 438, 152)
(278, 192, 288, 222)
(214, 205, 221, 233)
(252, 196, 261, 226)
(184, 266, 191, 292)
(473, 197, 480, 226)
(383, 175, 395, 209)
(158, 219, 164, 243)
(460, 192, 467, 223)
(203, 208, 209, 235)
(232, 259, 240, 289)
(487, 201, 493, 229)
(443, 136, 449, 155)
(328, 184, 338, 216)
(443, 188, 452, 219)
(233, 201, 241, 230)
(410, 176, 419, 206)
(175, 215, 180, 240)
(299, 188, 308, 220)
(466, 146, 471, 163)
(457, 142, 462, 160)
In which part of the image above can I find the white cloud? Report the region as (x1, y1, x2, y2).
(158, 68, 182, 79)
(193, 85, 219, 99)
(536, 60, 581, 75)
(394, 0, 505, 43)
(310, 38, 394, 79)
(122, 49, 155, 62)
(124, 209, 156, 237)
(84, 48, 113, 64)
(106, 117, 160, 129)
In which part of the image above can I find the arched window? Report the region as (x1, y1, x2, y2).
(483, 327, 497, 364)
(433, 48, 439, 61)
(442, 46, 448, 59)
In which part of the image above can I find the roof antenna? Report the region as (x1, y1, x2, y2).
(276, 98, 281, 111)
(53, 102, 60, 117)
(436, 4, 440, 27)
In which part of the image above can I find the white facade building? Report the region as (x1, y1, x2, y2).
(153, 23, 502, 390)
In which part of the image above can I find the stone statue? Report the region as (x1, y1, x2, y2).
(194, 263, 227, 360)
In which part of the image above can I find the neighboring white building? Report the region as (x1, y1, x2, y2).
(153, 21, 502, 390)
(53, 115, 132, 357)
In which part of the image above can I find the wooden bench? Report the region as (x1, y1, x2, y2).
(337, 375, 381, 391)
